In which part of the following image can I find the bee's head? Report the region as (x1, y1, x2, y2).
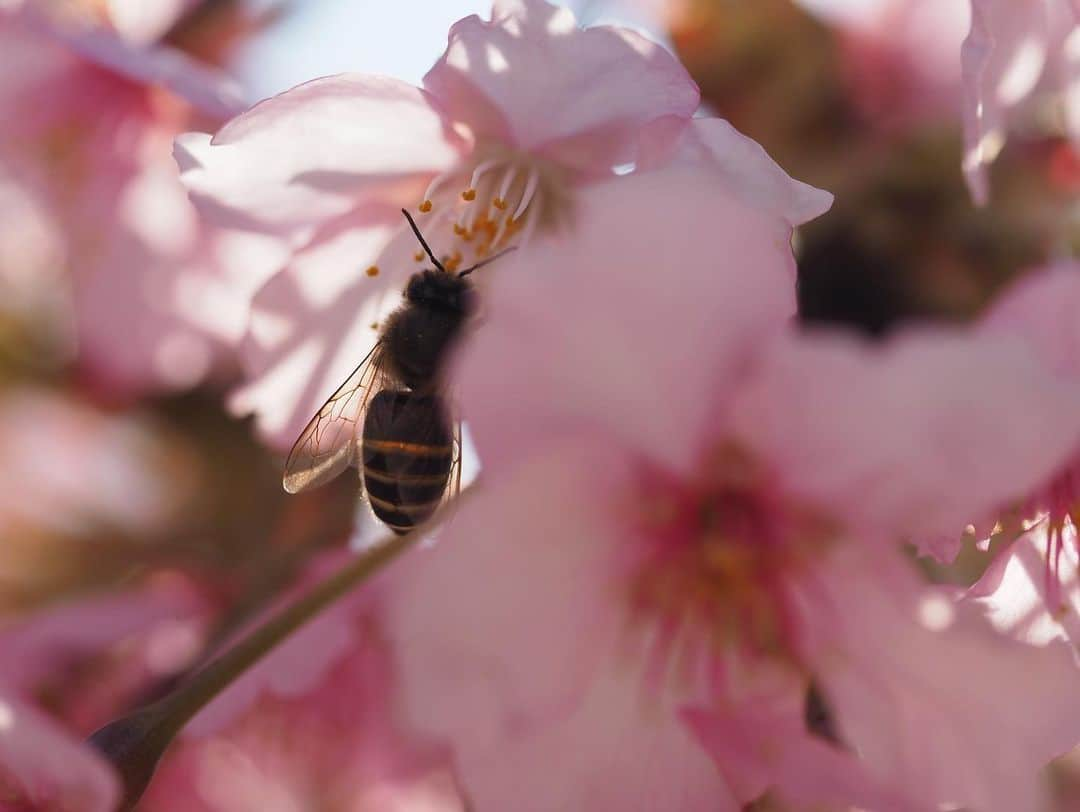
(405, 269, 475, 314)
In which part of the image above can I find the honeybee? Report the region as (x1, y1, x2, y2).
(282, 209, 512, 533)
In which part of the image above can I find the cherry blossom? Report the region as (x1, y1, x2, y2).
(144, 624, 462, 812)
(176, 0, 702, 447)
(0, 579, 204, 811)
(0, 694, 119, 812)
(3, 0, 199, 44)
(799, 0, 971, 128)
(962, 0, 1079, 203)
(0, 5, 284, 396)
(380, 167, 1080, 810)
(0, 388, 185, 540)
(971, 262, 1080, 633)
(969, 522, 1080, 647)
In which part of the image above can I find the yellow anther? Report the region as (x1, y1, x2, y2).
(418, 200, 433, 213)
(365, 265, 379, 277)
(414, 251, 425, 262)
(370, 322, 380, 330)
(453, 223, 467, 236)
(492, 197, 507, 210)
(462, 188, 477, 202)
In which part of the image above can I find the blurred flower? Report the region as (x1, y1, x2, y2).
(184, 553, 376, 737)
(0, 388, 185, 540)
(142, 552, 462, 811)
(962, 0, 1079, 203)
(176, 0, 700, 447)
(974, 262, 1080, 613)
(0, 577, 206, 811)
(2, 0, 198, 42)
(820, 0, 970, 129)
(0, 4, 286, 396)
(381, 167, 1080, 810)
(100, 0, 202, 44)
(969, 522, 1080, 646)
(0, 386, 207, 614)
(0, 694, 119, 812)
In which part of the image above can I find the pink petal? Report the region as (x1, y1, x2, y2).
(229, 220, 417, 448)
(979, 261, 1080, 379)
(424, 0, 699, 173)
(11, 3, 246, 118)
(961, 0, 1057, 203)
(968, 524, 1080, 646)
(0, 583, 203, 696)
(177, 74, 468, 236)
(382, 441, 736, 809)
(152, 624, 461, 811)
(454, 166, 797, 477)
(637, 116, 834, 227)
(73, 157, 287, 395)
(0, 695, 119, 812)
(0, 14, 288, 397)
(685, 700, 910, 811)
(730, 326, 1080, 545)
(813, 549, 1080, 812)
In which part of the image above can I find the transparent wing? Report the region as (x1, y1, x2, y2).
(283, 343, 384, 494)
(448, 420, 463, 505)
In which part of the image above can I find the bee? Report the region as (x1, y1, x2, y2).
(282, 209, 512, 533)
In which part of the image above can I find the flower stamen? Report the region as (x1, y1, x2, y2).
(512, 167, 540, 222)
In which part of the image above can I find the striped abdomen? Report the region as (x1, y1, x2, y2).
(361, 390, 453, 534)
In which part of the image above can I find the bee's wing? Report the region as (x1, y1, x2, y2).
(448, 420, 463, 505)
(283, 343, 384, 494)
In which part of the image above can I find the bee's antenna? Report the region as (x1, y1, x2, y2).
(401, 208, 447, 273)
(458, 246, 517, 277)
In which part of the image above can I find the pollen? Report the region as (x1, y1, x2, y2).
(418, 200, 433, 213)
(462, 188, 477, 202)
(453, 223, 468, 236)
(370, 322, 380, 330)
(414, 252, 425, 262)
(365, 265, 379, 277)
(492, 197, 508, 210)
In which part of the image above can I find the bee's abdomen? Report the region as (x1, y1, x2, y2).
(361, 391, 453, 534)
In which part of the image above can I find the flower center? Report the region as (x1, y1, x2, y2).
(409, 144, 570, 273)
(628, 444, 833, 687)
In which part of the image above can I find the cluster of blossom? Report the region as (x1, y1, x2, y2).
(2, 0, 1080, 810)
